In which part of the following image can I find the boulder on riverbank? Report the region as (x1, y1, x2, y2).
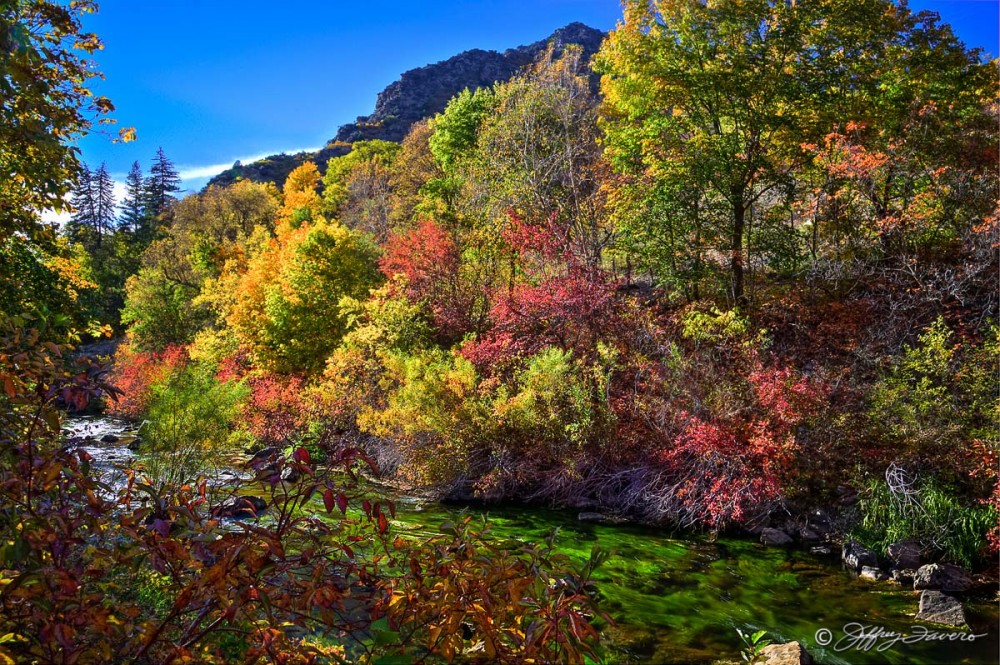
(913, 563, 972, 593)
(917, 590, 967, 627)
(760, 528, 793, 546)
(859, 565, 887, 581)
(759, 641, 812, 664)
(887, 540, 922, 569)
(842, 541, 878, 571)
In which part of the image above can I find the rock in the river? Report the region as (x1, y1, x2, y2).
(760, 528, 794, 546)
(127, 437, 142, 451)
(759, 641, 813, 664)
(917, 590, 967, 627)
(887, 540, 921, 569)
(99, 434, 119, 443)
(859, 565, 886, 581)
(842, 541, 878, 571)
(810, 545, 833, 556)
(913, 563, 972, 593)
(213, 496, 267, 520)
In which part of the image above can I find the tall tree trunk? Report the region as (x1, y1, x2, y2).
(731, 195, 746, 307)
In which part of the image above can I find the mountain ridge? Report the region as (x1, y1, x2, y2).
(207, 22, 605, 190)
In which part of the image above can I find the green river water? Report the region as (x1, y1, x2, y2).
(67, 416, 999, 664)
(383, 498, 998, 665)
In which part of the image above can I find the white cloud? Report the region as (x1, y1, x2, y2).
(41, 206, 72, 226)
(177, 146, 322, 183)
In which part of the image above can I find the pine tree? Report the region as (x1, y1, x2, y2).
(119, 160, 145, 233)
(93, 162, 116, 245)
(67, 163, 97, 248)
(144, 147, 181, 217)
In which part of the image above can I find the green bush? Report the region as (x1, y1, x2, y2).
(141, 362, 250, 486)
(855, 472, 997, 568)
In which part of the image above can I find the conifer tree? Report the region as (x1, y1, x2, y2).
(67, 164, 96, 248)
(119, 160, 145, 233)
(93, 162, 117, 245)
(68, 162, 116, 250)
(144, 147, 181, 216)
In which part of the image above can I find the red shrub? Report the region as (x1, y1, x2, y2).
(241, 372, 307, 444)
(649, 358, 827, 527)
(217, 351, 307, 445)
(107, 344, 188, 420)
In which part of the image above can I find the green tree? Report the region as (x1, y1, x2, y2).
(597, 0, 818, 305)
(429, 87, 496, 173)
(66, 161, 117, 250)
(597, 0, 997, 304)
(229, 217, 383, 374)
(0, 0, 131, 239)
(140, 146, 181, 239)
(119, 160, 146, 233)
(321, 140, 400, 239)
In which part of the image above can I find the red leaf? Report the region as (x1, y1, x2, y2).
(378, 512, 389, 534)
(294, 447, 310, 463)
(323, 489, 335, 513)
(336, 492, 348, 515)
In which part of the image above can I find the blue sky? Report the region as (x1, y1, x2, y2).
(70, 0, 999, 208)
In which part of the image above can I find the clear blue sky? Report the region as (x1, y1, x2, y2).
(72, 0, 999, 201)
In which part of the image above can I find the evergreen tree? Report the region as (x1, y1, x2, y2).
(144, 147, 181, 217)
(119, 160, 145, 233)
(93, 162, 117, 246)
(66, 163, 97, 248)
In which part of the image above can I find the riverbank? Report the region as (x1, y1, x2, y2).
(65, 415, 999, 664)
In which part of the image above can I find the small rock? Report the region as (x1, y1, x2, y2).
(810, 545, 833, 556)
(760, 528, 794, 546)
(916, 590, 967, 627)
(842, 541, 878, 571)
(759, 641, 813, 664)
(213, 496, 267, 520)
(127, 438, 142, 451)
(799, 527, 820, 542)
(890, 568, 914, 585)
(887, 540, 921, 569)
(913, 563, 972, 593)
(99, 434, 119, 443)
(807, 509, 833, 536)
(859, 565, 886, 581)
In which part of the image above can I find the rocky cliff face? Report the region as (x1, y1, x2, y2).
(207, 22, 605, 190)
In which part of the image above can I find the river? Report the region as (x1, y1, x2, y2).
(64, 416, 999, 664)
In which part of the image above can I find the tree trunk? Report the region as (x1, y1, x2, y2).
(731, 196, 746, 307)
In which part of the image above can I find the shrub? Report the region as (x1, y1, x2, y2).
(140, 361, 249, 486)
(107, 343, 188, 420)
(855, 467, 997, 568)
